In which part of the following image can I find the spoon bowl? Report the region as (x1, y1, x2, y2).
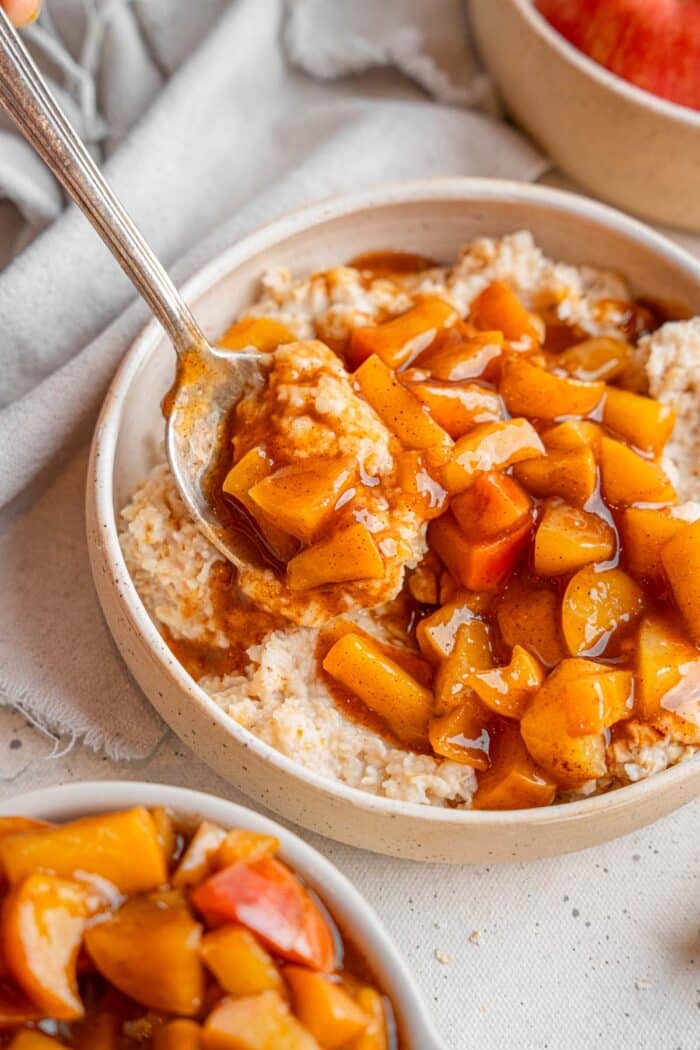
(164, 340, 272, 570)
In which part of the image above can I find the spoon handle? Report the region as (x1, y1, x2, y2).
(0, 8, 206, 356)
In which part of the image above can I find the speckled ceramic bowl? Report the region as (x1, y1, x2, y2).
(0, 780, 444, 1050)
(470, 0, 700, 231)
(87, 178, 700, 863)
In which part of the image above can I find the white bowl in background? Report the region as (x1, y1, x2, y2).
(469, 0, 700, 232)
(0, 780, 445, 1050)
(87, 177, 700, 863)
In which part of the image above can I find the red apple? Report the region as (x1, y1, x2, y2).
(536, 0, 700, 110)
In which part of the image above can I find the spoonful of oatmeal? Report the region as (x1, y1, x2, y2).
(0, 8, 270, 572)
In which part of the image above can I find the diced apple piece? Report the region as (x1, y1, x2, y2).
(496, 579, 566, 667)
(408, 379, 503, 437)
(3, 874, 90, 1020)
(347, 987, 389, 1050)
(222, 448, 299, 562)
(562, 566, 646, 657)
(154, 1021, 202, 1050)
(286, 968, 370, 1049)
(433, 620, 493, 715)
(8, 1033, 66, 1050)
(563, 667, 634, 736)
(191, 857, 337, 973)
(520, 665, 607, 788)
(200, 925, 284, 997)
(354, 355, 452, 450)
(395, 451, 448, 520)
(428, 698, 492, 770)
(533, 501, 615, 576)
(0, 808, 167, 893)
(469, 281, 541, 343)
(248, 457, 355, 543)
(468, 645, 545, 719)
(637, 616, 700, 740)
(661, 520, 700, 644)
(451, 472, 532, 537)
(429, 512, 532, 591)
(542, 419, 603, 453)
(473, 722, 557, 810)
(219, 317, 296, 353)
(84, 891, 204, 1015)
(202, 991, 320, 1050)
(217, 831, 280, 868)
(172, 821, 227, 888)
(348, 297, 457, 369)
(558, 336, 632, 382)
(322, 633, 432, 748)
(620, 507, 683, 580)
(441, 419, 544, 493)
(416, 594, 488, 662)
(602, 387, 675, 455)
(287, 524, 384, 592)
(413, 331, 504, 382)
(513, 447, 598, 506)
(599, 436, 675, 505)
(500, 356, 604, 419)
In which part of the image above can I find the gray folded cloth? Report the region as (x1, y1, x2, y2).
(0, 0, 546, 760)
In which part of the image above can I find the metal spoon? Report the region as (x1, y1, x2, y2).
(0, 8, 270, 571)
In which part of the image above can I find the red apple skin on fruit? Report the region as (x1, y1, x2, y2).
(535, 0, 700, 110)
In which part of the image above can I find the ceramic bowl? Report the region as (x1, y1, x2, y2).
(87, 177, 700, 863)
(0, 780, 444, 1050)
(469, 0, 700, 232)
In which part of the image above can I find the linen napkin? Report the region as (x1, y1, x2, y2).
(0, 0, 547, 761)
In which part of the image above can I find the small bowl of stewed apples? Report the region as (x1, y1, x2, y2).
(0, 782, 444, 1050)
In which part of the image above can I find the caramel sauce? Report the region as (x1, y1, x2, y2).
(347, 250, 439, 277)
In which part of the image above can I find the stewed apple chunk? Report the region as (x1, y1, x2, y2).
(636, 616, 700, 740)
(248, 456, 356, 544)
(219, 316, 296, 353)
(199, 925, 284, 998)
(84, 891, 205, 1015)
(408, 378, 504, 437)
(3, 875, 92, 1020)
(533, 501, 615, 576)
(602, 387, 675, 455)
(348, 295, 457, 369)
(286, 968, 370, 1049)
(433, 620, 493, 715)
(202, 991, 320, 1050)
(496, 579, 566, 667)
(416, 594, 489, 662)
(520, 663, 608, 787)
(500, 357, 604, 419)
(558, 336, 632, 382)
(558, 661, 634, 736)
(469, 280, 542, 344)
(620, 507, 683, 580)
(599, 436, 675, 505)
(441, 418, 544, 493)
(222, 447, 299, 562)
(661, 520, 700, 644)
(322, 632, 433, 748)
(354, 354, 453, 450)
(428, 697, 492, 769)
(413, 330, 504, 381)
(429, 512, 532, 591)
(450, 472, 532, 537)
(561, 566, 646, 658)
(287, 524, 384, 592)
(473, 723, 556, 810)
(468, 645, 545, 719)
(513, 447, 597, 506)
(542, 419, 603, 453)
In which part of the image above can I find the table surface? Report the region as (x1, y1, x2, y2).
(2, 174, 699, 1050)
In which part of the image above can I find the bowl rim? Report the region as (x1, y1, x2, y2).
(508, 0, 700, 127)
(90, 175, 700, 834)
(0, 780, 444, 1049)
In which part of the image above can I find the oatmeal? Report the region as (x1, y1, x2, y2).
(120, 232, 700, 810)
